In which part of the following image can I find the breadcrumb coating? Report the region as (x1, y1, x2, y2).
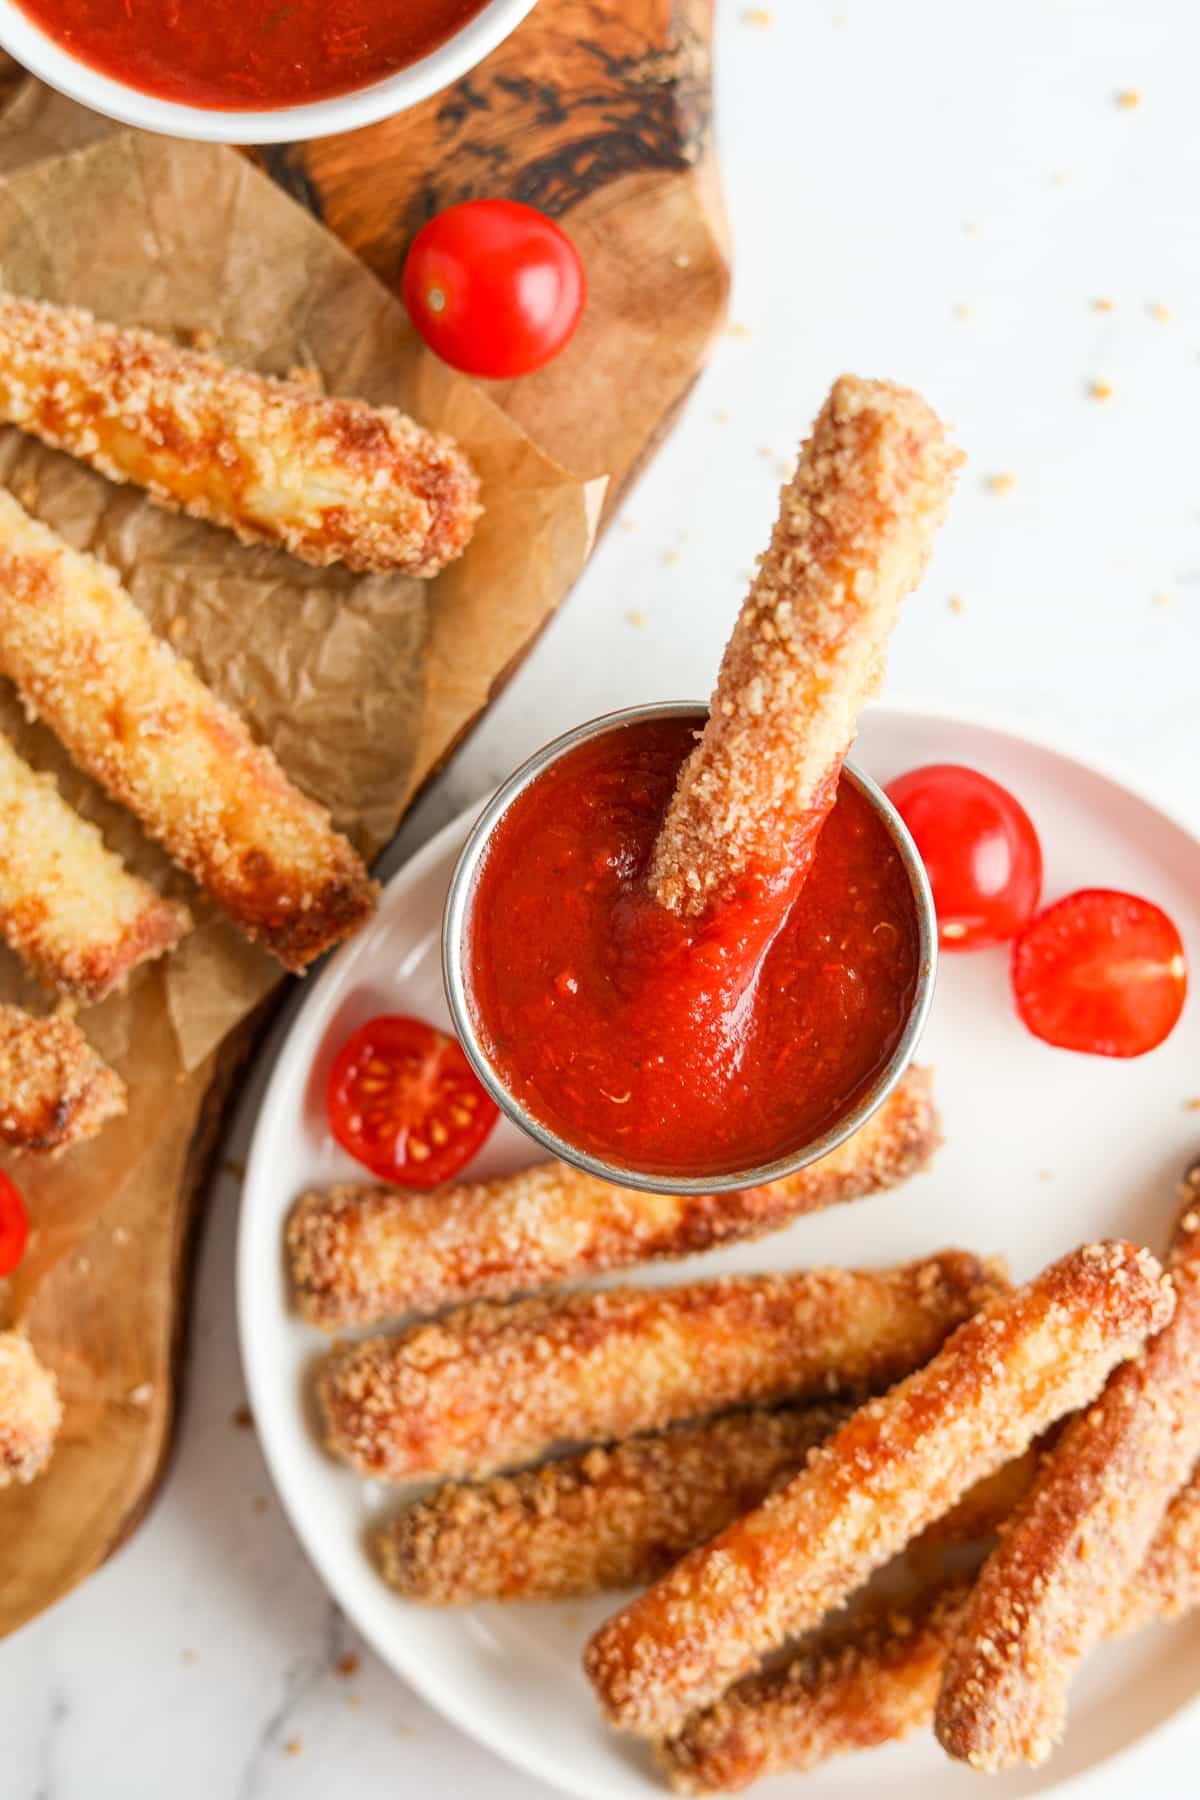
(583, 1241, 1173, 1739)
(659, 1476, 1200, 1795)
(0, 1004, 125, 1152)
(318, 1251, 1006, 1483)
(289, 1065, 941, 1328)
(0, 291, 481, 577)
(0, 728, 188, 1000)
(0, 1330, 61, 1487)
(649, 377, 961, 914)
(375, 1404, 853, 1605)
(0, 492, 376, 970)
(936, 1181, 1200, 1770)
(659, 1576, 974, 1793)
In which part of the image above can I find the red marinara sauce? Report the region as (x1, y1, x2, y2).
(16, 0, 489, 110)
(465, 714, 921, 1180)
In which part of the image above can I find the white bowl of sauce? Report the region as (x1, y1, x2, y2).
(0, 0, 540, 142)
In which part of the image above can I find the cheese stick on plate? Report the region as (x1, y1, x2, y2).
(0, 1005, 125, 1152)
(936, 1178, 1200, 1770)
(0, 492, 376, 971)
(0, 728, 188, 1000)
(584, 1242, 1172, 1739)
(319, 1251, 1006, 1482)
(289, 1064, 941, 1327)
(0, 1330, 61, 1487)
(0, 291, 481, 577)
(659, 1470, 1200, 1795)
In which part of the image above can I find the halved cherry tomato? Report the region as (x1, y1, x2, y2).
(0, 1171, 28, 1276)
(401, 199, 586, 379)
(1012, 888, 1187, 1057)
(887, 763, 1043, 951)
(326, 1014, 498, 1187)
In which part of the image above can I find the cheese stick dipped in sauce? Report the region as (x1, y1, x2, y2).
(0, 292, 481, 577)
(0, 1005, 125, 1153)
(0, 729, 188, 1001)
(649, 377, 961, 920)
(0, 1331, 61, 1487)
(0, 493, 375, 971)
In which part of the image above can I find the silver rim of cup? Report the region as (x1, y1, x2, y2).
(442, 700, 938, 1197)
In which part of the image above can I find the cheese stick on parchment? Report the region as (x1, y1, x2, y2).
(0, 1005, 125, 1153)
(0, 492, 375, 971)
(649, 377, 961, 915)
(0, 291, 481, 577)
(0, 728, 187, 1000)
(0, 1330, 61, 1487)
(289, 1065, 940, 1326)
(936, 1175, 1200, 1770)
(584, 1242, 1173, 1739)
(319, 1251, 1006, 1483)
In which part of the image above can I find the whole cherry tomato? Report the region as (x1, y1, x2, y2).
(0, 1170, 29, 1276)
(1012, 888, 1187, 1057)
(887, 763, 1043, 951)
(326, 1014, 498, 1187)
(401, 199, 586, 378)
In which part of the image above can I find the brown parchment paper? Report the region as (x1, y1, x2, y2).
(0, 127, 596, 1318)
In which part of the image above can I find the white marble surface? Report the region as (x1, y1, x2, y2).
(4, 1, 1200, 1795)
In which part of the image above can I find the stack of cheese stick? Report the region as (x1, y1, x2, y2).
(0, 288, 478, 1483)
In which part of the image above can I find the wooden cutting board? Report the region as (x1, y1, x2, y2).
(0, 0, 728, 1636)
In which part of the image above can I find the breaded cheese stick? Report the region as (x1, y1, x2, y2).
(0, 1330, 61, 1487)
(375, 1402, 1028, 1607)
(0, 492, 375, 970)
(0, 1005, 125, 1152)
(649, 377, 961, 915)
(290, 1065, 940, 1327)
(936, 1183, 1200, 1770)
(0, 728, 187, 1000)
(375, 1404, 853, 1604)
(659, 1480, 1200, 1796)
(584, 1242, 1172, 1739)
(0, 291, 480, 577)
(319, 1251, 1005, 1482)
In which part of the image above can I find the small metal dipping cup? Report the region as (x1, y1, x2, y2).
(443, 701, 937, 1196)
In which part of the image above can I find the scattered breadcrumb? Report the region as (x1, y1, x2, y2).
(727, 323, 753, 340)
(663, 548, 682, 566)
(954, 302, 971, 322)
(619, 517, 636, 531)
(1051, 170, 1071, 187)
(963, 220, 979, 237)
(948, 595, 965, 615)
(1090, 379, 1114, 401)
(714, 410, 731, 424)
(742, 6, 773, 24)
(1184, 1097, 1200, 1111)
(336, 1653, 361, 1679)
(1038, 1170, 1055, 1183)
(625, 609, 647, 629)
(231, 1404, 254, 1429)
(347, 1695, 364, 1711)
(1152, 592, 1171, 608)
(284, 1738, 303, 1758)
(1150, 302, 1172, 323)
(1116, 89, 1141, 109)
(1094, 298, 1116, 313)
(166, 615, 188, 646)
(988, 473, 1017, 495)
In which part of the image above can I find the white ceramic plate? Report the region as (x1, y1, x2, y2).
(239, 700, 1200, 1800)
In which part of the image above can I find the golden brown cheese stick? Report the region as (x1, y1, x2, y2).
(0, 291, 480, 577)
(583, 1242, 1173, 1739)
(376, 1405, 855, 1605)
(659, 1474, 1200, 1795)
(0, 728, 188, 1000)
(376, 1407, 1030, 1608)
(0, 492, 376, 970)
(0, 1005, 125, 1152)
(290, 1065, 941, 1327)
(0, 1330, 61, 1487)
(319, 1251, 1006, 1483)
(936, 1182, 1200, 1770)
(649, 377, 961, 915)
